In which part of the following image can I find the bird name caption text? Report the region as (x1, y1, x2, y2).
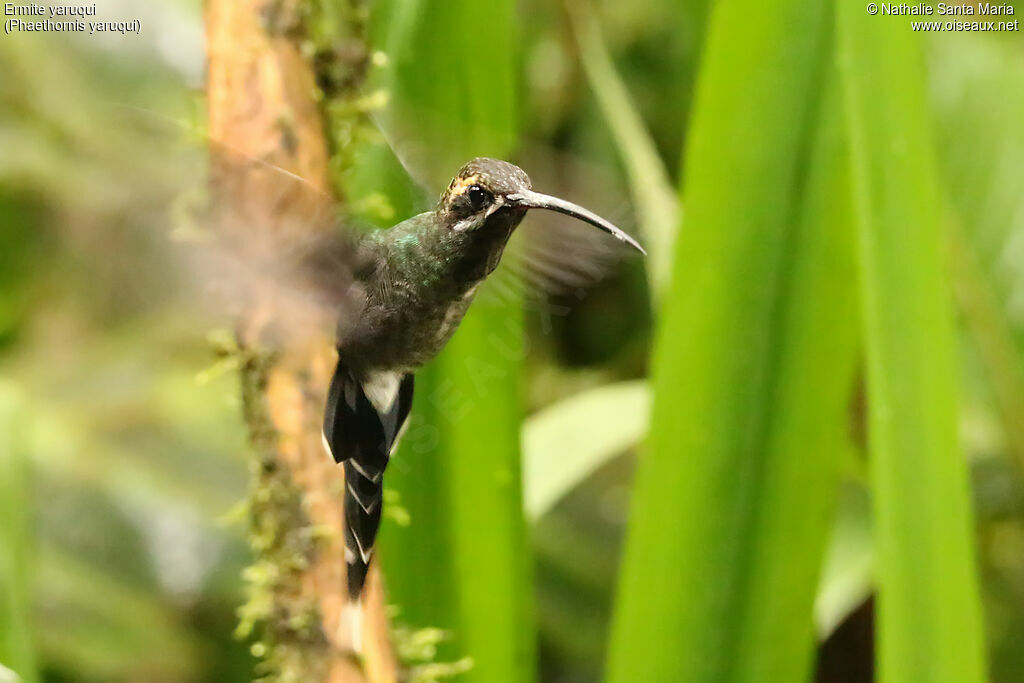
(4, 4, 141, 36)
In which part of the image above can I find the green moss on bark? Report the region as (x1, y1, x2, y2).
(236, 347, 330, 683)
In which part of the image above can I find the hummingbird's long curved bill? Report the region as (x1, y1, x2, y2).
(506, 190, 647, 255)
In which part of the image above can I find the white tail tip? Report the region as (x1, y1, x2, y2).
(338, 599, 364, 654)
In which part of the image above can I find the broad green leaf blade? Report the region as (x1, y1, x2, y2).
(371, 0, 518, 190)
(369, 1, 534, 681)
(524, 381, 876, 641)
(0, 382, 38, 683)
(434, 311, 531, 682)
(567, 5, 678, 298)
(522, 380, 650, 521)
(836, 8, 988, 682)
(606, 1, 860, 680)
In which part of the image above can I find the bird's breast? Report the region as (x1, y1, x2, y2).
(335, 219, 510, 373)
(336, 271, 480, 373)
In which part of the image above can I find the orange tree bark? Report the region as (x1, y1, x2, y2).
(205, 1, 396, 681)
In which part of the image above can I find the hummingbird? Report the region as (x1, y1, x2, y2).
(320, 157, 644, 605)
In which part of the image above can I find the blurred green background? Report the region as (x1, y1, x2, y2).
(1, 0, 1023, 681)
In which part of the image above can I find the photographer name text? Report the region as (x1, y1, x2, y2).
(878, 2, 1014, 15)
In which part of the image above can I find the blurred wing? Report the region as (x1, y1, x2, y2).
(118, 105, 373, 348)
(481, 208, 636, 304)
(366, 107, 437, 199)
(482, 146, 641, 303)
(186, 139, 373, 348)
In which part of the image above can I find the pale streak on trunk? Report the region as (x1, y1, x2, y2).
(204, 1, 397, 680)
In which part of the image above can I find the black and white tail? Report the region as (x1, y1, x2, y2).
(322, 359, 414, 602)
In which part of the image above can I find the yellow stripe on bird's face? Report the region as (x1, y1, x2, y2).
(447, 174, 480, 198)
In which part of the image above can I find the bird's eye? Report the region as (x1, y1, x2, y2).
(467, 185, 491, 211)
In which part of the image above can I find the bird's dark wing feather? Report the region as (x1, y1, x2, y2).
(323, 360, 414, 600)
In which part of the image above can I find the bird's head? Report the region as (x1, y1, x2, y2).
(437, 157, 645, 254)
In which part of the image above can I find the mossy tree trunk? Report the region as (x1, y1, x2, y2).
(204, 1, 396, 680)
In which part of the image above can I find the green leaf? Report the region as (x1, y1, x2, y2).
(606, 1, 860, 680)
(836, 8, 988, 682)
(567, 4, 678, 298)
(370, 0, 518, 190)
(522, 380, 649, 521)
(368, 1, 534, 681)
(0, 381, 37, 683)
